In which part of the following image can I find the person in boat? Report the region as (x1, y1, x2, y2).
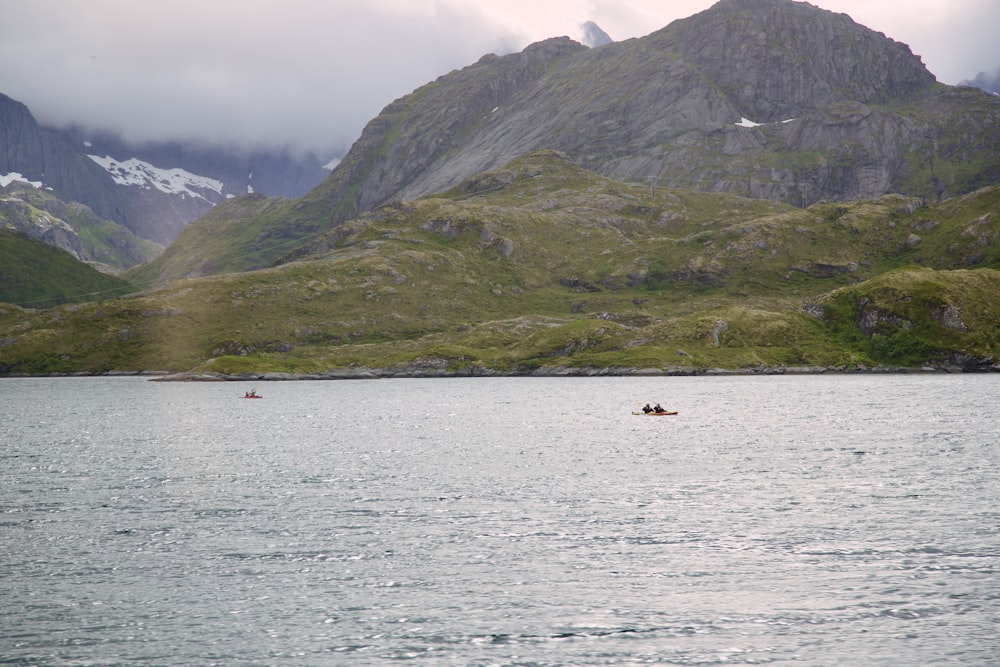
(642, 403, 654, 413)
(653, 403, 666, 413)
(245, 389, 257, 398)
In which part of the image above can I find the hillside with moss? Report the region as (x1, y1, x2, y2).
(2, 151, 997, 377)
(0, 229, 135, 309)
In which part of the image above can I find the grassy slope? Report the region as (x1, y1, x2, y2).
(122, 194, 301, 286)
(0, 230, 135, 309)
(2, 152, 998, 375)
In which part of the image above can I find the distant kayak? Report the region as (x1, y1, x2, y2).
(632, 410, 677, 416)
(242, 395, 263, 399)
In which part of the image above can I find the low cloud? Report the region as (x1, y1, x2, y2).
(0, 1, 519, 156)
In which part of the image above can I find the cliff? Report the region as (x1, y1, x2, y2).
(0, 93, 135, 231)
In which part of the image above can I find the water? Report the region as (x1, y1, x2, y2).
(1, 374, 998, 665)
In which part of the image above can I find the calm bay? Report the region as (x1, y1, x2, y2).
(1, 374, 998, 665)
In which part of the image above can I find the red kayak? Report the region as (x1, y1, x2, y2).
(632, 410, 677, 416)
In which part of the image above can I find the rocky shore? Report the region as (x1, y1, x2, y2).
(143, 362, 995, 381)
(4, 358, 995, 381)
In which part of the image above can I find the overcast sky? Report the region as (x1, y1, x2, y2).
(1, 0, 997, 158)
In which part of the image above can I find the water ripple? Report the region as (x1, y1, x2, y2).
(2, 375, 998, 665)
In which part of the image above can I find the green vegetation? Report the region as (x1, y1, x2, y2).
(817, 267, 1000, 368)
(0, 230, 135, 308)
(2, 151, 998, 376)
(122, 194, 306, 286)
(1, 183, 162, 272)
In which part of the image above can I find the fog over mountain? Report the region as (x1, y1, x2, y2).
(962, 66, 1000, 95)
(0, 0, 997, 157)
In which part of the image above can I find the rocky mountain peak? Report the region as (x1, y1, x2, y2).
(299, 0, 984, 230)
(580, 21, 612, 48)
(659, 0, 937, 121)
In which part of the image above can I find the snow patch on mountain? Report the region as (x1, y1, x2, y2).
(88, 155, 223, 201)
(735, 116, 798, 128)
(1, 172, 43, 189)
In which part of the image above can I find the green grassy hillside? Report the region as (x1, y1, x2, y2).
(0, 230, 135, 309)
(814, 267, 1000, 369)
(2, 152, 998, 376)
(122, 194, 305, 286)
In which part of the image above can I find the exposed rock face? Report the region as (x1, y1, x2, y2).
(309, 0, 1000, 230)
(305, 37, 589, 221)
(0, 94, 134, 232)
(668, 0, 935, 118)
(931, 304, 966, 331)
(0, 193, 85, 259)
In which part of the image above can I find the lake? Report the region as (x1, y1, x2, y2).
(1, 374, 998, 665)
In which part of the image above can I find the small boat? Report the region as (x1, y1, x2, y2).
(632, 410, 677, 416)
(242, 394, 263, 399)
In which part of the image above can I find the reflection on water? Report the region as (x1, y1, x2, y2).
(1, 374, 998, 665)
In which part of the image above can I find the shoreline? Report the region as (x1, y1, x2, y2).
(2, 363, 995, 381)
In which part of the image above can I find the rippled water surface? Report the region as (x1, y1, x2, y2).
(2, 375, 998, 665)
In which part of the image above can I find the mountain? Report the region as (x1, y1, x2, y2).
(3, 150, 999, 376)
(580, 21, 612, 48)
(144, 0, 1000, 284)
(0, 93, 333, 250)
(59, 127, 332, 201)
(961, 66, 1000, 95)
(333, 0, 991, 206)
(57, 126, 332, 244)
(1, 179, 161, 272)
(0, 93, 134, 237)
